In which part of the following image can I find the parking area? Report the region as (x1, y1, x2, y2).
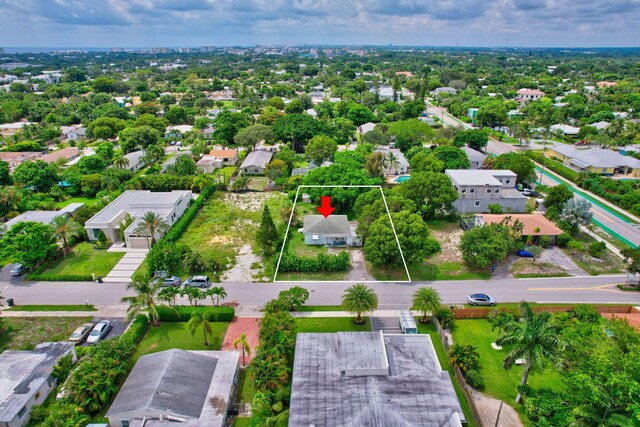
(0, 263, 26, 285)
(78, 317, 129, 347)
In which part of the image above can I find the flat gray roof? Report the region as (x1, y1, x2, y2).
(289, 332, 464, 427)
(85, 190, 191, 227)
(2, 203, 84, 231)
(446, 169, 516, 186)
(461, 146, 487, 162)
(0, 342, 75, 422)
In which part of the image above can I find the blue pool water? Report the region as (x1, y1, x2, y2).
(394, 175, 410, 183)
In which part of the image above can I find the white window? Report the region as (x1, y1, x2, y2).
(474, 200, 481, 207)
(312, 234, 319, 241)
(495, 188, 500, 193)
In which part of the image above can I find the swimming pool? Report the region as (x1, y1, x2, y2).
(394, 175, 410, 183)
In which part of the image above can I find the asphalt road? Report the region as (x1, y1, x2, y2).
(2, 276, 638, 310)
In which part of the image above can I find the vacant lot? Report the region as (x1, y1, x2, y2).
(562, 232, 625, 275)
(511, 259, 571, 278)
(179, 192, 288, 281)
(0, 317, 92, 351)
(135, 322, 229, 359)
(42, 243, 125, 277)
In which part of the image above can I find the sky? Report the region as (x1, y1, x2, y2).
(0, 0, 639, 48)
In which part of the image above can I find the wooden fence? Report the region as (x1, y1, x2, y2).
(452, 305, 635, 319)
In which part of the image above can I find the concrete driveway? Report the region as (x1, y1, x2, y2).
(80, 316, 129, 347)
(0, 264, 26, 286)
(345, 248, 375, 281)
(103, 248, 148, 283)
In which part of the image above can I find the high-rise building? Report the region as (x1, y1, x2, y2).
(200, 45, 216, 52)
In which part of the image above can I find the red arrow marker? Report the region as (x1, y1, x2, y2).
(316, 196, 336, 218)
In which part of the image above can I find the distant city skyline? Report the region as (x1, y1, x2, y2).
(0, 0, 639, 48)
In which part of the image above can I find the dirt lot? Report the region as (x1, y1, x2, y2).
(428, 221, 464, 264)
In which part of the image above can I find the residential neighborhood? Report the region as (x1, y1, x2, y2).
(0, 21, 639, 427)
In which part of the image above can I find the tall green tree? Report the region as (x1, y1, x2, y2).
(459, 224, 514, 269)
(396, 171, 457, 219)
(432, 146, 470, 170)
(133, 211, 169, 247)
(493, 152, 536, 184)
(0, 221, 57, 268)
(121, 274, 164, 327)
(12, 160, 59, 191)
(305, 135, 338, 165)
(341, 284, 378, 324)
(497, 301, 566, 403)
(412, 287, 442, 323)
(233, 333, 252, 367)
(50, 215, 84, 256)
(233, 124, 274, 150)
(188, 311, 213, 346)
(256, 206, 278, 256)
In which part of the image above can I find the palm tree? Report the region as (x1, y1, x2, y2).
(50, 215, 84, 256)
(143, 145, 164, 166)
(386, 151, 400, 173)
(118, 212, 135, 242)
(205, 286, 227, 306)
(158, 286, 181, 307)
(412, 287, 442, 323)
(233, 333, 251, 367)
(341, 283, 378, 324)
(188, 312, 212, 346)
(120, 275, 163, 327)
(496, 301, 566, 403)
(133, 211, 169, 247)
(112, 155, 130, 169)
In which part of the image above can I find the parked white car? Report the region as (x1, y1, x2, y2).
(86, 320, 112, 345)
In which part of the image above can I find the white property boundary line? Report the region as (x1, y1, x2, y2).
(273, 185, 412, 283)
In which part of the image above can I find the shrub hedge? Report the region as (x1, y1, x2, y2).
(465, 369, 485, 390)
(123, 314, 149, 344)
(28, 273, 94, 281)
(164, 185, 216, 242)
(277, 251, 350, 273)
(525, 151, 577, 181)
(156, 305, 234, 322)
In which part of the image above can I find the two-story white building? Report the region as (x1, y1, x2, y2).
(446, 169, 527, 214)
(84, 190, 193, 248)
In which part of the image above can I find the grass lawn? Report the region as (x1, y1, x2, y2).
(451, 319, 563, 422)
(511, 259, 571, 278)
(562, 232, 625, 275)
(236, 368, 254, 403)
(54, 196, 98, 209)
(216, 166, 236, 180)
(232, 417, 251, 427)
(299, 305, 344, 312)
(11, 304, 96, 312)
(0, 317, 92, 351)
(417, 321, 475, 427)
(287, 231, 327, 257)
(294, 317, 371, 333)
(367, 261, 489, 281)
(178, 192, 288, 276)
(135, 321, 229, 359)
(275, 271, 348, 281)
(43, 242, 125, 277)
(247, 177, 269, 191)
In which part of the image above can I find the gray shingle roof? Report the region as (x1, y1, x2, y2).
(0, 342, 75, 422)
(106, 349, 218, 419)
(549, 143, 640, 169)
(303, 215, 351, 237)
(289, 332, 464, 427)
(240, 150, 272, 169)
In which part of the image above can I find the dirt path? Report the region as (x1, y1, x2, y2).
(222, 244, 265, 282)
(468, 388, 524, 427)
(345, 248, 375, 281)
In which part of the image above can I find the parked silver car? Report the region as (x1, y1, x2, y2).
(86, 320, 112, 345)
(184, 275, 211, 288)
(467, 293, 497, 306)
(154, 276, 182, 287)
(10, 263, 25, 276)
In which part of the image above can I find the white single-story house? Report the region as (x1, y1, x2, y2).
(359, 122, 376, 134)
(431, 87, 458, 97)
(240, 150, 272, 175)
(161, 151, 191, 173)
(106, 349, 240, 427)
(0, 342, 76, 427)
(84, 190, 192, 248)
(374, 147, 409, 175)
(60, 125, 86, 141)
(550, 124, 580, 136)
(302, 215, 360, 247)
(461, 146, 487, 169)
(123, 150, 145, 172)
(1, 203, 84, 235)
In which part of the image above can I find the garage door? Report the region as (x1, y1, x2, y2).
(128, 237, 149, 249)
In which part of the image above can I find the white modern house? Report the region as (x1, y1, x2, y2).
(446, 169, 527, 214)
(0, 342, 76, 427)
(84, 190, 193, 248)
